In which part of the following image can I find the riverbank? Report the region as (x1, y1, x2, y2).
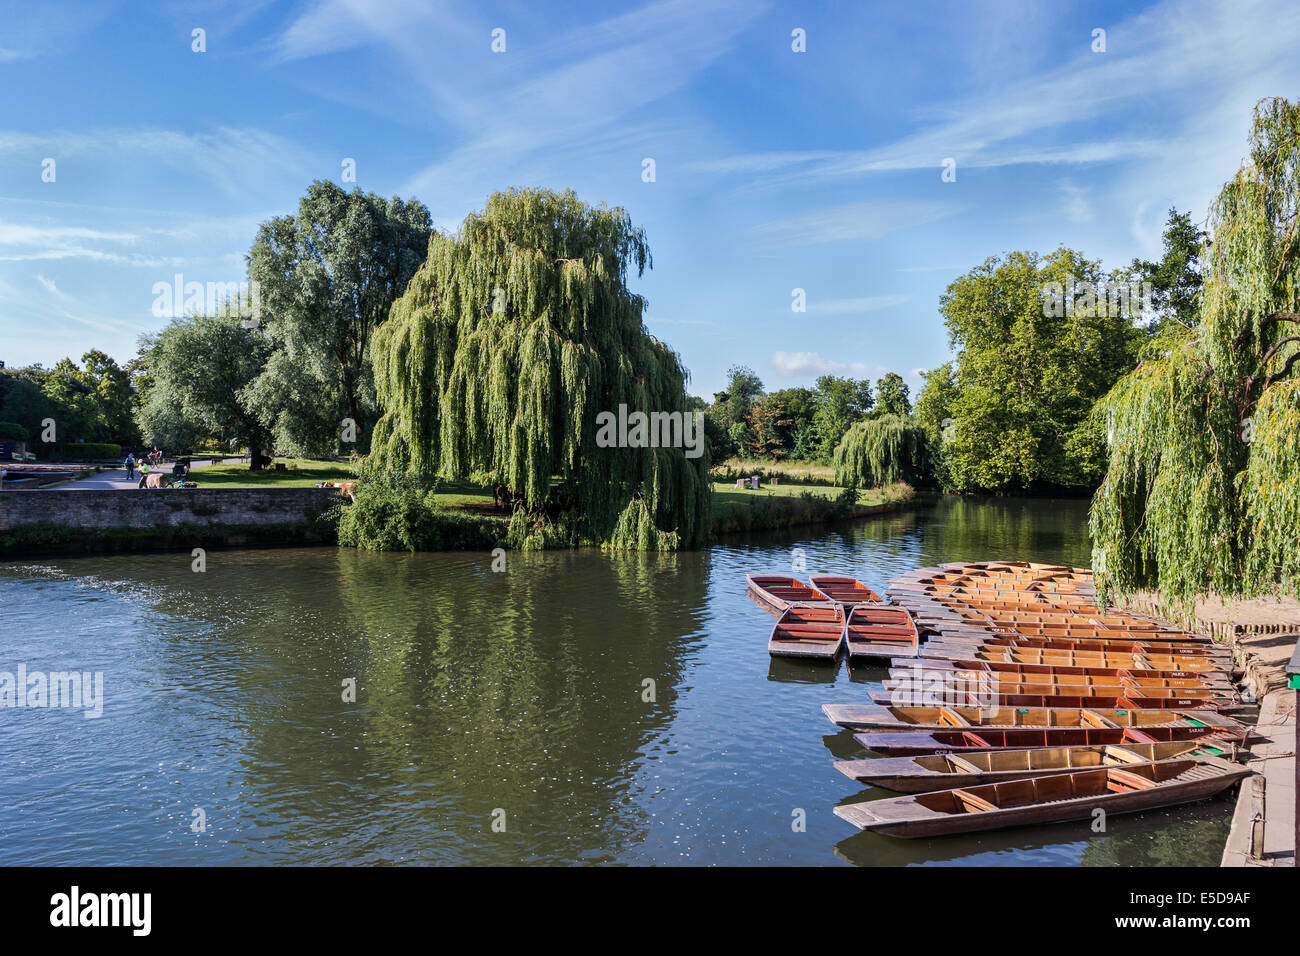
(1116, 591, 1300, 867)
(0, 481, 919, 557)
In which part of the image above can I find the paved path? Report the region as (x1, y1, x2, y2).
(49, 459, 215, 490)
(1222, 637, 1298, 867)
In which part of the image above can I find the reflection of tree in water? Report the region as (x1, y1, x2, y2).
(327, 546, 709, 863)
(909, 497, 1094, 570)
(81, 547, 708, 863)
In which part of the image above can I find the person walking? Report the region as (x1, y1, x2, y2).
(124, 451, 136, 480)
(137, 458, 150, 489)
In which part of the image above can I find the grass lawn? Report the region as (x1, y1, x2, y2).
(193, 458, 909, 524)
(709, 481, 906, 519)
(193, 458, 358, 488)
(715, 457, 837, 482)
(196, 459, 500, 509)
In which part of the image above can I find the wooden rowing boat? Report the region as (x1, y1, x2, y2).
(833, 739, 1241, 792)
(833, 757, 1252, 837)
(808, 574, 881, 605)
(821, 702, 1245, 734)
(852, 724, 1247, 756)
(768, 603, 845, 660)
(867, 687, 1242, 712)
(745, 574, 826, 610)
(845, 604, 918, 660)
(894, 656, 1235, 687)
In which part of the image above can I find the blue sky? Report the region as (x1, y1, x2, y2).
(2, 0, 1298, 400)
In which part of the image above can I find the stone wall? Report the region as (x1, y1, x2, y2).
(0, 488, 341, 556)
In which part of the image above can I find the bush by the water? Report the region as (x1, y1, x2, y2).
(336, 478, 507, 551)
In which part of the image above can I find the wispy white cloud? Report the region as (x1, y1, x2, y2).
(770, 351, 887, 379)
(754, 200, 954, 249)
(809, 294, 910, 315)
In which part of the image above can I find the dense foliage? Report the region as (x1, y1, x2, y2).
(925, 247, 1142, 492)
(245, 181, 432, 456)
(368, 188, 710, 550)
(832, 414, 927, 487)
(1091, 97, 1300, 608)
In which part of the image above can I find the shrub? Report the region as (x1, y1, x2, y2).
(337, 476, 507, 551)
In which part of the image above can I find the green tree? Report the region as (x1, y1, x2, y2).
(1091, 97, 1300, 609)
(136, 315, 271, 464)
(1129, 207, 1207, 338)
(914, 362, 958, 489)
(833, 414, 926, 487)
(246, 180, 432, 455)
(745, 394, 795, 459)
(939, 248, 1141, 492)
(368, 188, 710, 550)
(871, 371, 912, 418)
(811, 375, 873, 461)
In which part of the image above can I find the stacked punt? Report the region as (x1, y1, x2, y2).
(818, 560, 1252, 837)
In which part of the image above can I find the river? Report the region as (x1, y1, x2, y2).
(0, 496, 1234, 865)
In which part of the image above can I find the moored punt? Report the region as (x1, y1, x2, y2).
(845, 604, 919, 660)
(808, 575, 881, 605)
(821, 702, 1245, 734)
(921, 644, 1230, 672)
(769, 603, 845, 660)
(896, 656, 1235, 687)
(867, 687, 1242, 712)
(938, 634, 1230, 658)
(832, 757, 1252, 837)
(884, 664, 1231, 691)
(745, 574, 826, 611)
(853, 724, 1249, 756)
(880, 676, 1238, 706)
(833, 739, 1242, 792)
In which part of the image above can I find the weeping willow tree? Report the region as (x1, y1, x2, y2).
(1091, 98, 1300, 610)
(369, 188, 710, 550)
(832, 414, 926, 487)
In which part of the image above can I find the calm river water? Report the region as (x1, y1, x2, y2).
(0, 496, 1234, 865)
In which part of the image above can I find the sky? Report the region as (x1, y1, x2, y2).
(1, 0, 1298, 401)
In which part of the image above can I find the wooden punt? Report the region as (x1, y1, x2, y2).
(808, 575, 881, 605)
(884, 664, 1230, 692)
(921, 645, 1229, 672)
(853, 724, 1248, 756)
(821, 702, 1245, 734)
(880, 676, 1236, 706)
(833, 739, 1241, 792)
(845, 604, 919, 660)
(745, 574, 826, 610)
(941, 634, 1229, 658)
(768, 603, 845, 660)
(897, 656, 1235, 687)
(833, 757, 1252, 837)
(867, 688, 1242, 712)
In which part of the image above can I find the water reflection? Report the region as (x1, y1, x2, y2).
(0, 496, 1229, 865)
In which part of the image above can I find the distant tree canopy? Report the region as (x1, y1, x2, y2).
(368, 188, 710, 550)
(1128, 207, 1207, 339)
(870, 372, 911, 419)
(246, 180, 432, 456)
(930, 247, 1143, 492)
(1091, 97, 1300, 609)
(136, 314, 271, 463)
(0, 352, 139, 449)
